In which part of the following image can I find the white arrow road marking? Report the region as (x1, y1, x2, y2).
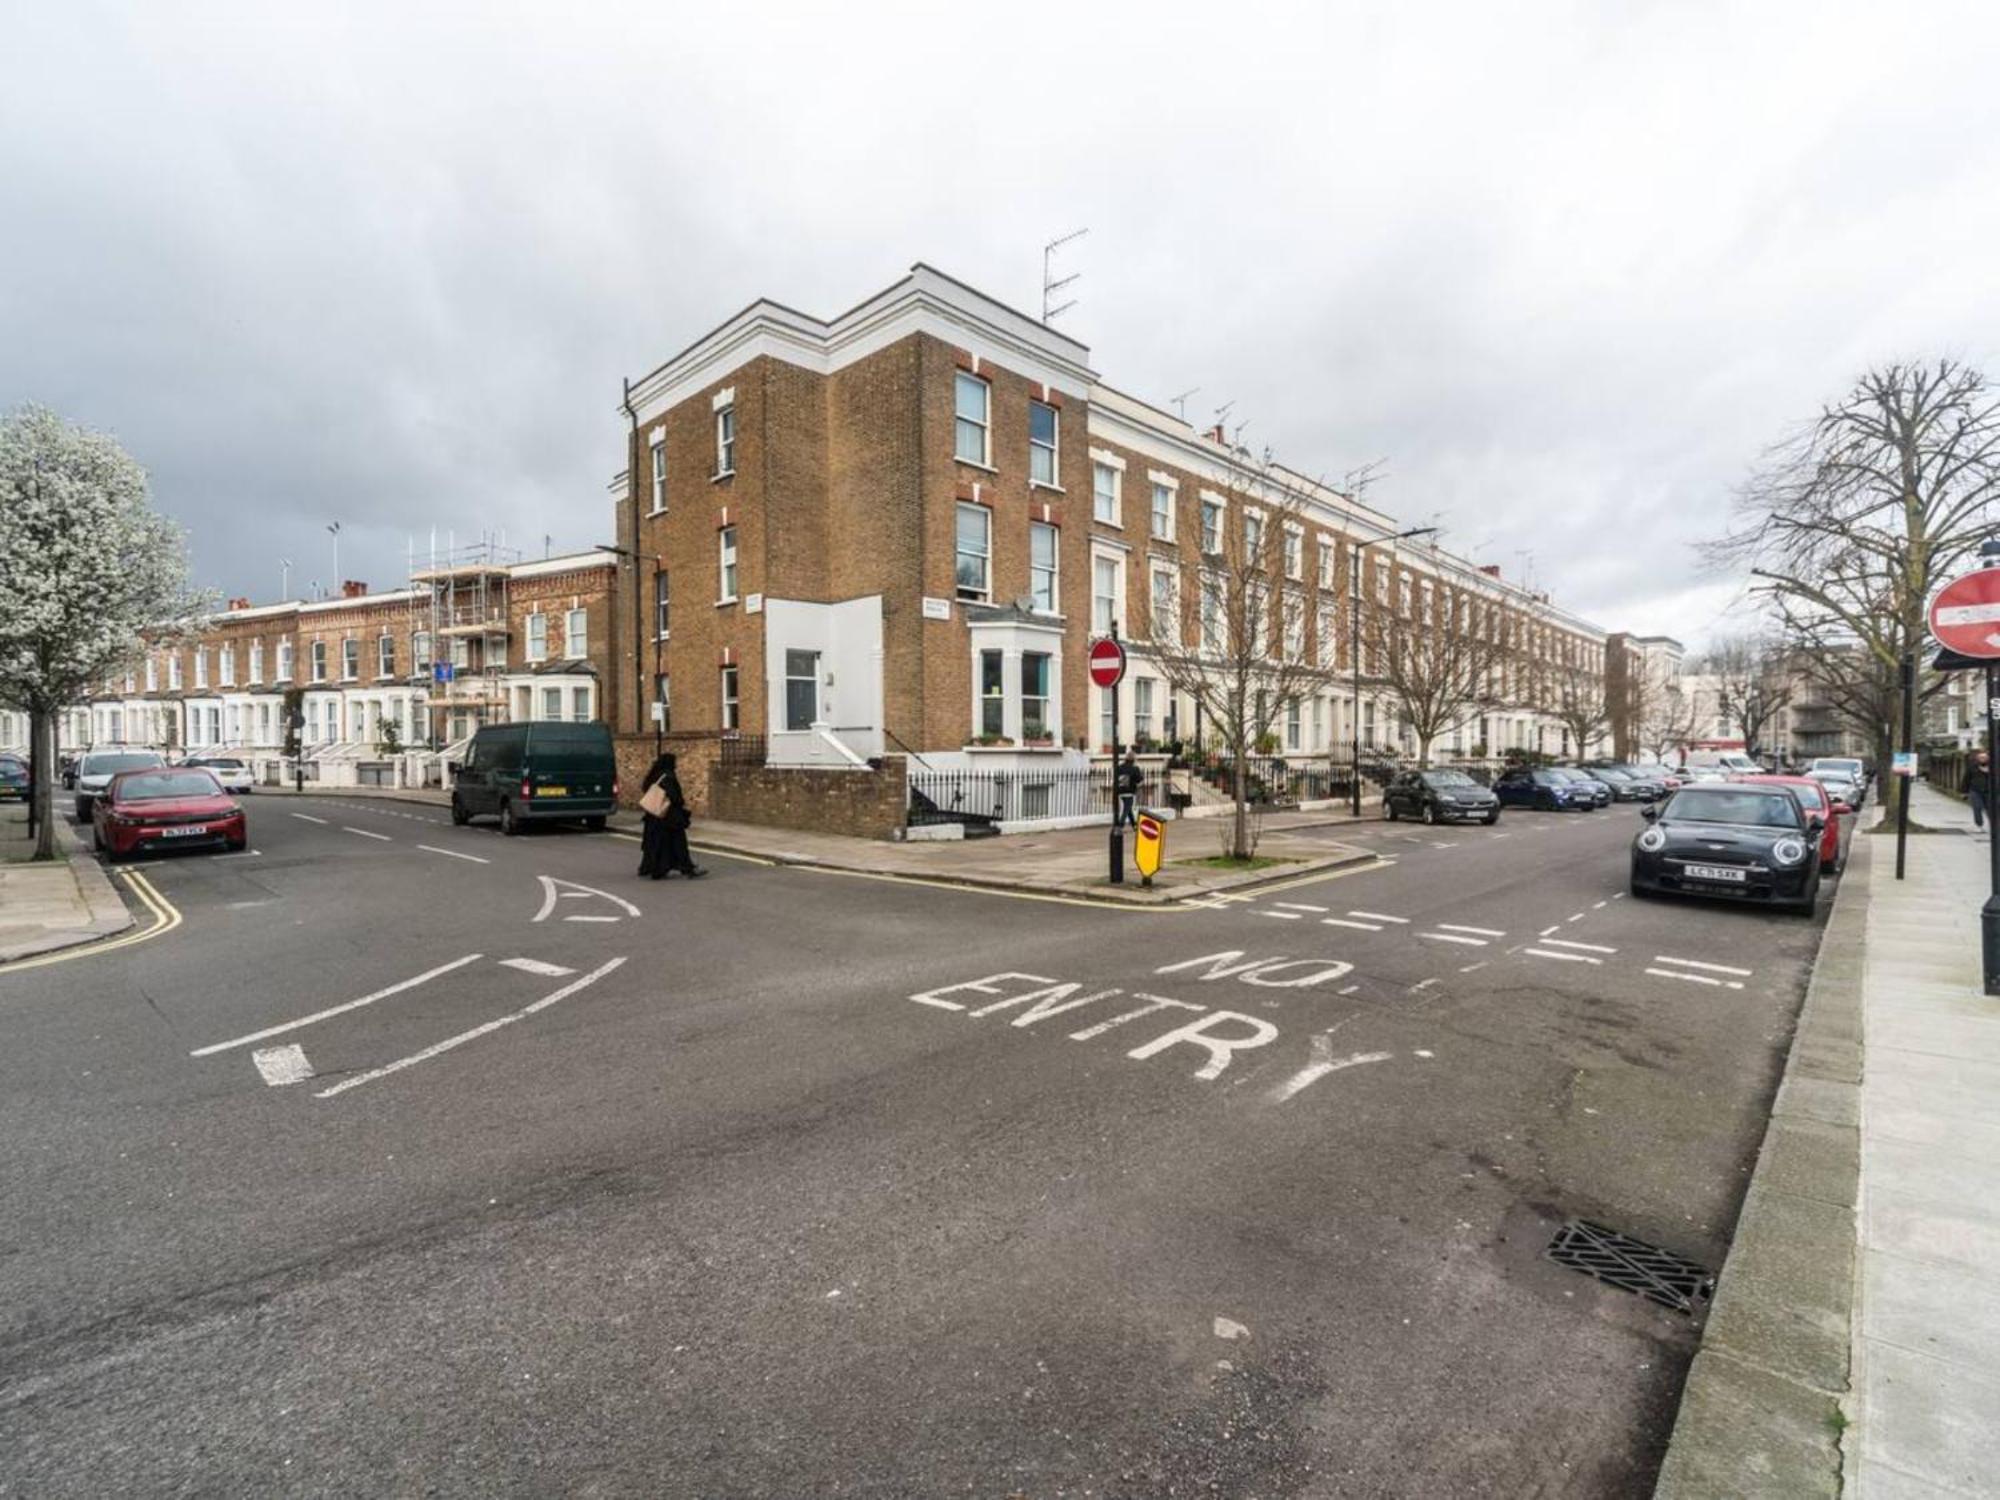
(252, 1043, 314, 1086)
(1269, 1036, 1393, 1104)
(418, 844, 489, 864)
(290, 813, 329, 825)
(1653, 955, 1753, 976)
(500, 957, 575, 977)
(533, 875, 642, 923)
(314, 957, 627, 1098)
(189, 953, 484, 1056)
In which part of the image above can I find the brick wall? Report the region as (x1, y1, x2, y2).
(708, 755, 908, 840)
(613, 730, 723, 815)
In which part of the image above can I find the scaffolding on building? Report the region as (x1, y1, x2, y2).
(410, 533, 520, 753)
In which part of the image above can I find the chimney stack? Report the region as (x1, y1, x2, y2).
(341, 579, 368, 599)
(1478, 564, 1502, 578)
(1205, 423, 1226, 444)
(227, 596, 251, 611)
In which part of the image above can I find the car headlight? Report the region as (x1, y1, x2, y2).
(1772, 837, 1807, 866)
(1637, 827, 1666, 852)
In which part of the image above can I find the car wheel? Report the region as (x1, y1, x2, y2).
(450, 795, 470, 827)
(1421, 802, 1437, 826)
(500, 799, 521, 837)
(1483, 811, 1499, 826)
(74, 798, 89, 821)
(1384, 800, 1398, 821)
(1629, 873, 1651, 899)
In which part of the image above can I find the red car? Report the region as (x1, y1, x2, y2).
(92, 766, 247, 861)
(1730, 772, 1847, 872)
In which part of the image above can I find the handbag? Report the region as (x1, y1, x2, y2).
(638, 783, 669, 818)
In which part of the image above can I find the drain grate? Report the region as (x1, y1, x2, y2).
(1545, 1220, 1714, 1315)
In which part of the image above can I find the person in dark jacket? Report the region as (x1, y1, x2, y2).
(638, 752, 706, 880)
(1113, 751, 1143, 829)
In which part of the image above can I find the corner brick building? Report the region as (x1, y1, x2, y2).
(607, 264, 1618, 804)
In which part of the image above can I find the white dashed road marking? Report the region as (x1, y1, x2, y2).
(418, 844, 489, 864)
(1542, 938, 1615, 954)
(1275, 902, 1328, 912)
(1349, 911, 1408, 924)
(1259, 910, 1305, 920)
(190, 953, 485, 1056)
(1526, 947, 1602, 965)
(1645, 967, 1744, 990)
(343, 827, 392, 841)
(1321, 917, 1381, 931)
(290, 813, 329, 825)
(1437, 923, 1504, 937)
(1418, 932, 1486, 947)
(252, 1043, 315, 1086)
(500, 957, 575, 977)
(1653, 956, 1753, 976)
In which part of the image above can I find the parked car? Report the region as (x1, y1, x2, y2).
(91, 766, 247, 861)
(1805, 764, 1866, 811)
(450, 720, 618, 834)
(184, 755, 255, 794)
(1384, 768, 1501, 825)
(1582, 765, 1665, 802)
(73, 748, 168, 820)
(1632, 764, 1685, 791)
(1492, 766, 1589, 811)
(1730, 772, 1849, 872)
(1675, 764, 1727, 784)
(0, 754, 28, 802)
(1808, 756, 1869, 788)
(1630, 782, 1826, 914)
(1547, 767, 1611, 808)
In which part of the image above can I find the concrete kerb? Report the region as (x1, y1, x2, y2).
(0, 812, 136, 964)
(1652, 835, 1870, 1499)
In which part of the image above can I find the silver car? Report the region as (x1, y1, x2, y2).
(73, 748, 167, 819)
(185, 756, 255, 794)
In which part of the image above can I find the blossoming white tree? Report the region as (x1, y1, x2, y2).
(0, 406, 204, 860)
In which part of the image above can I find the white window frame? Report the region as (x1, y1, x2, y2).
(1150, 563, 1179, 645)
(248, 640, 263, 684)
(1028, 399, 1059, 488)
(277, 640, 293, 682)
(720, 664, 740, 731)
(193, 649, 208, 689)
(525, 612, 549, 663)
(1283, 524, 1304, 581)
(714, 403, 736, 478)
(954, 373, 991, 467)
(378, 634, 395, 679)
(219, 645, 235, 687)
(654, 570, 670, 639)
(718, 526, 739, 604)
(1317, 536, 1337, 590)
(341, 638, 359, 681)
(649, 436, 667, 514)
(565, 607, 587, 660)
(1091, 547, 1125, 637)
(1200, 495, 1224, 554)
(412, 631, 431, 669)
(145, 658, 158, 692)
(1150, 476, 1176, 541)
(1091, 450, 1125, 527)
(955, 502, 990, 602)
(1029, 520, 1059, 614)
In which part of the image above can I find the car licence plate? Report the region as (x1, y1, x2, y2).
(537, 787, 568, 797)
(162, 825, 208, 838)
(1682, 863, 1745, 883)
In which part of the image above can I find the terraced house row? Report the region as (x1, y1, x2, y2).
(605, 263, 1630, 790)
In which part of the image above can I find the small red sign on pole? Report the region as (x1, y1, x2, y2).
(1930, 567, 2000, 660)
(1087, 636, 1127, 688)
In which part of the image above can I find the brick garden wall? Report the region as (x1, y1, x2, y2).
(708, 755, 907, 840)
(614, 731, 723, 815)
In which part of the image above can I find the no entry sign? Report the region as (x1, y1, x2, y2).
(1930, 567, 2000, 659)
(1088, 635, 1127, 688)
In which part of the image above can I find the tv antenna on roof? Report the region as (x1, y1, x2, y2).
(1042, 227, 1088, 322)
(1169, 387, 1200, 422)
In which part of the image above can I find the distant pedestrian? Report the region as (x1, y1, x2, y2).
(1972, 749, 1991, 831)
(637, 752, 707, 880)
(1113, 750, 1143, 829)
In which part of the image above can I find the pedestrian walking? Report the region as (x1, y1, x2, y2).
(1113, 750, 1143, 830)
(636, 752, 708, 880)
(1972, 749, 1991, 831)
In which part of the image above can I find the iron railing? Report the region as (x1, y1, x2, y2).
(716, 733, 768, 768)
(907, 764, 1171, 829)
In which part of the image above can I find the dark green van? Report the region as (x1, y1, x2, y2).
(450, 721, 617, 835)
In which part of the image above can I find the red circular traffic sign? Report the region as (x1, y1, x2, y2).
(1087, 636, 1127, 688)
(1930, 568, 2000, 659)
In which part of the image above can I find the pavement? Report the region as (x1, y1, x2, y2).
(0, 791, 1833, 1495)
(0, 805, 133, 963)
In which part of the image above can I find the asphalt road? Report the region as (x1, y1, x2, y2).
(0, 793, 1836, 1497)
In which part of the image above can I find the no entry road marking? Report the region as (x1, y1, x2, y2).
(418, 844, 489, 864)
(533, 875, 641, 924)
(189, 953, 484, 1057)
(1269, 1036, 1394, 1104)
(315, 957, 627, 1099)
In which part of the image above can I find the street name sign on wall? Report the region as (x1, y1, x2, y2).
(1088, 636, 1127, 688)
(1929, 567, 2000, 659)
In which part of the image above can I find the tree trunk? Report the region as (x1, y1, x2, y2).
(1232, 753, 1249, 860)
(1416, 732, 1434, 769)
(30, 707, 58, 862)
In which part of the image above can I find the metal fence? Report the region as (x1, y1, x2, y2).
(907, 764, 1171, 829)
(717, 733, 768, 768)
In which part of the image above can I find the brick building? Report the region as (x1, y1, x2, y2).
(606, 264, 1619, 793)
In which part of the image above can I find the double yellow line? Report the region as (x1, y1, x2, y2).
(0, 868, 181, 976)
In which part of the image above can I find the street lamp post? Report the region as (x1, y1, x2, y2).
(1350, 526, 1438, 816)
(596, 543, 664, 754)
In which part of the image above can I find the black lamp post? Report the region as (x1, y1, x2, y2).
(596, 543, 664, 754)
(1350, 526, 1437, 815)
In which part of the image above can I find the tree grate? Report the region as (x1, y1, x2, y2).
(1545, 1220, 1714, 1315)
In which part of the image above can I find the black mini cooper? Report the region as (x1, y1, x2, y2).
(1384, 768, 1501, 825)
(1630, 783, 1824, 914)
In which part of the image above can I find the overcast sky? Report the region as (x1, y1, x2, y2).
(7, 2, 1998, 649)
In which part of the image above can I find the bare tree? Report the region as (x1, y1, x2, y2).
(1700, 633, 1794, 761)
(1547, 659, 1611, 761)
(1713, 360, 2000, 771)
(1146, 458, 1348, 859)
(1357, 569, 1515, 767)
(1638, 682, 1700, 764)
